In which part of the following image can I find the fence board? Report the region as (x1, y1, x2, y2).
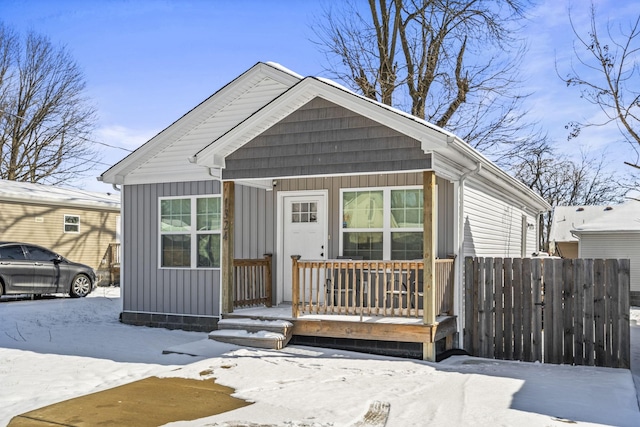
(563, 259, 574, 365)
(594, 259, 606, 366)
(464, 257, 629, 369)
(464, 257, 474, 353)
(512, 258, 523, 361)
(619, 259, 631, 369)
(522, 258, 533, 362)
(543, 260, 554, 364)
(532, 260, 543, 362)
(504, 258, 514, 360)
(584, 259, 595, 366)
(607, 259, 618, 367)
(573, 259, 585, 365)
(494, 258, 504, 359)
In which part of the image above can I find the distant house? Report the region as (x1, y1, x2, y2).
(100, 62, 549, 360)
(0, 179, 121, 285)
(571, 200, 640, 306)
(548, 205, 616, 258)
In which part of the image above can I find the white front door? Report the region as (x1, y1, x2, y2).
(281, 192, 327, 302)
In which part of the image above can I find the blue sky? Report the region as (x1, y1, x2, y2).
(1, 0, 637, 192)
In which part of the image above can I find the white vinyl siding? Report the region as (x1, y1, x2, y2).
(463, 185, 532, 258)
(579, 232, 640, 293)
(126, 78, 292, 185)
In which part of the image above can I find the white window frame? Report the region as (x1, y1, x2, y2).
(339, 185, 423, 260)
(158, 195, 221, 270)
(63, 214, 80, 234)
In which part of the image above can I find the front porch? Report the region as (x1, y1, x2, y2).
(225, 253, 457, 360)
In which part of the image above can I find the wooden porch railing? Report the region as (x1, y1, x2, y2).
(107, 242, 121, 284)
(233, 254, 273, 308)
(291, 257, 455, 319)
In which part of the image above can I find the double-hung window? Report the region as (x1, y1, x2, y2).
(341, 187, 423, 260)
(159, 196, 221, 268)
(64, 215, 80, 233)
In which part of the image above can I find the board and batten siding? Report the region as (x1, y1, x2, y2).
(223, 97, 432, 180)
(234, 184, 275, 260)
(463, 184, 537, 258)
(0, 200, 119, 270)
(274, 173, 455, 261)
(579, 233, 640, 294)
(122, 180, 221, 317)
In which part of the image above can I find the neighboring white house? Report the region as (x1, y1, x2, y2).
(549, 205, 616, 258)
(572, 200, 640, 306)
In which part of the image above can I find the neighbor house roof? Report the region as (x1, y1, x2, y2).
(549, 205, 615, 243)
(571, 200, 640, 234)
(0, 179, 120, 210)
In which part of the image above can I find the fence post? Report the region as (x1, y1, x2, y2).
(291, 255, 301, 318)
(464, 257, 474, 354)
(264, 254, 273, 307)
(619, 259, 631, 369)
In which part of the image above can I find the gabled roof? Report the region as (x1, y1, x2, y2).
(99, 62, 301, 185)
(99, 61, 549, 212)
(194, 75, 549, 212)
(572, 200, 640, 234)
(0, 179, 120, 210)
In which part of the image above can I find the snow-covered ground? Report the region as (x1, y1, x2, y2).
(1, 287, 639, 427)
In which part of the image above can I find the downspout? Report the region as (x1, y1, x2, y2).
(455, 162, 481, 347)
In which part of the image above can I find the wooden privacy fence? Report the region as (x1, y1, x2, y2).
(233, 254, 272, 308)
(464, 257, 630, 368)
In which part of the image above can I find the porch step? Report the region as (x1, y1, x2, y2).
(208, 318, 294, 350)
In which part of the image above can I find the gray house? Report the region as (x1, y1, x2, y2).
(100, 62, 549, 360)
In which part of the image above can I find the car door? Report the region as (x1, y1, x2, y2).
(24, 245, 59, 293)
(0, 244, 33, 293)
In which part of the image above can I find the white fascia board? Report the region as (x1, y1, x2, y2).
(101, 62, 301, 184)
(445, 136, 550, 213)
(121, 168, 218, 186)
(235, 179, 273, 190)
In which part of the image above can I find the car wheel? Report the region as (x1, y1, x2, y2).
(69, 274, 92, 298)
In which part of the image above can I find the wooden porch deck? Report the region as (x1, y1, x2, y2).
(229, 256, 457, 359)
(224, 305, 457, 351)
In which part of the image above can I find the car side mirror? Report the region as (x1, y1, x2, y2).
(53, 255, 63, 264)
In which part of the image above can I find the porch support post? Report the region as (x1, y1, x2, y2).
(423, 170, 437, 361)
(221, 181, 235, 315)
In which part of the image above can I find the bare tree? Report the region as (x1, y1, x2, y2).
(510, 144, 632, 250)
(0, 24, 97, 185)
(313, 0, 540, 160)
(561, 3, 640, 168)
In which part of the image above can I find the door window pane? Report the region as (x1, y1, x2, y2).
(291, 202, 317, 223)
(0, 245, 26, 260)
(27, 246, 57, 262)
